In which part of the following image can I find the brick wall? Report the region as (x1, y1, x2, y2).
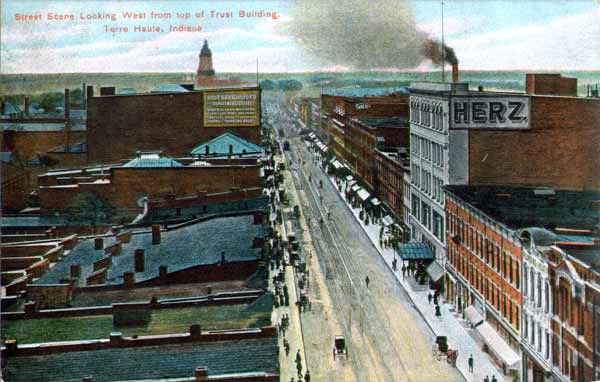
(87, 91, 260, 164)
(469, 96, 600, 191)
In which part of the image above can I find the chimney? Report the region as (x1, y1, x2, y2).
(123, 272, 135, 288)
(0, 101, 5, 115)
(70, 264, 82, 278)
(24, 301, 37, 315)
(4, 340, 18, 355)
(94, 237, 104, 250)
(205, 145, 209, 156)
(87, 85, 94, 99)
(159, 265, 168, 279)
(189, 324, 202, 338)
(23, 96, 29, 114)
(109, 332, 123, 344)
(195, 367, 209, 382)
(83, 377, 93, 382)
(220, 251, 226, 265)
(228, 144, 234, 156)
(151, 225, 161, 245)
(452, 63, 459, 83)
(134, 249, 145, 272)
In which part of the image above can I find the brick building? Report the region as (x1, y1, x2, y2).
(374, 148, 410, 220)
(37, 152, 262, 221)
(87, 85, 261, 164)
(445, 185, 600, 380)
(195, 40, 245, 88)
(408, 74, 600, 266)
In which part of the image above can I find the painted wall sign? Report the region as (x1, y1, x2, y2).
(450, 96, 530, 129)
(203, 89, 259, 127)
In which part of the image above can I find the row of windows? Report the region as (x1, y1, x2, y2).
(447, 210, 521, 289)
(410, 134, 445, 168)
(448, 244, 520, 330)
(411, 193, 445, 244)
(523, 315, 551, 360)
(410, 163, 445, 206)
(523, 263, 550, 314)
(409, 99, 445, 132)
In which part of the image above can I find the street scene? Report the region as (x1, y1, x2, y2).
(1, 1, 600, 382)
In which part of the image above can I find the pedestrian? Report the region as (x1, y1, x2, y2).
(427, 292, 433, 304)
(433, 294, 438, 305)
(304, 370, 311, 382)
(296, 362, 302, 377)
(491, 376, 497, 382)
(484, 376, 489, 382)
(284, 339, 290, 356)
(365, 275, 370, 289)
(296, 350, 302, 364)
(435, 304, 442, 319)
(468, 354, 474, 373)
(402, 265, 407, 277)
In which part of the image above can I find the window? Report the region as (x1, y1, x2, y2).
(523, 264, 528, 297)
(433, 211, 444, 242)
(545, 331, 550, 359)
(545, 282, 550, 313)
(537, 326, 542, 352)
(524, 314, 529, 338)
(537, 275, 542, 308)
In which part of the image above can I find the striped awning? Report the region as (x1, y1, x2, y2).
(357, 188, 371, 201)
(370, 197, 381, 206)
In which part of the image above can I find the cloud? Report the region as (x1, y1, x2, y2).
(450, 8, 600, 70)
(417, 17, 484, 38)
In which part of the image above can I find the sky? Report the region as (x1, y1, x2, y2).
(0, 0, 598, 73)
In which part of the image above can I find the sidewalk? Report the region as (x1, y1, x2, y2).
(323, 172, 509, 382)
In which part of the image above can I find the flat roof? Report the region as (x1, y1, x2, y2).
(445, 185, 600, 230)
(34, 214, 265, 286)
(3, 337, 278, 382)
(355, 116, 409, 128)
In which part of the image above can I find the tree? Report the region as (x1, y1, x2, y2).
(65, 192, 112, 224)
(260, 79, 276, 90)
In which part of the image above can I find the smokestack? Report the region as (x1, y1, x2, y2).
(134, 249, 145, 272)
(159, 265, 168, 279)
(152, 225, 161, 245)
(94, 237, 104, 250)
(452, 63, 459, 83)
(23, 97, 29, 114)
(64, 89, 70, 119)
(123, 272, 135, 288)
(70, 264, 81, 278)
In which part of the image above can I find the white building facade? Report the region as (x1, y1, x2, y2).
(408, 82, 470, 266)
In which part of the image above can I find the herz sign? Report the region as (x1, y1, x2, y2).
(450, 95, 530, 129)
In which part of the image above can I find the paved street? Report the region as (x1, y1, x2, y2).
(267, 97, 464, 382)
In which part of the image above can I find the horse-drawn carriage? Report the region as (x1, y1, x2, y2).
(333, 336, 348, 360)
(432, 336, 458, 367)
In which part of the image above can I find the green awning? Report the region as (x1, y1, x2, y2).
(397, 243, 435, 261)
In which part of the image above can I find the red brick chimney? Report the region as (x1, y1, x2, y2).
(134, 249, 145, 272)
(23, 96, 29, 114)
(195, 367, 209, 382)
(151, 225, 161, 245)
(452, 63, 459, 83)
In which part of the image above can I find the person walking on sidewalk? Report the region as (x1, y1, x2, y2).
(468, 354, 474, 373)
(491, 376, 497, 382)
(484, 376, 490, 382)
(365, 275, 370, 289)
(427, 292, 433, 304)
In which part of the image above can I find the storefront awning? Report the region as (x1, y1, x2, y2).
(397, 243, 435, 261)
(345, 175, 354, 182)
(426, 261, 445, 282)
(370, 197, 381, 206)
(351, 184, 361, 192)
(331, 160, 343, 169)
(309, 133, 315, 139)
(382, 215, 394, 227)
(357, 188, 371, 201)
(476, 322, 521, 369)
(464, 305, 484, 327)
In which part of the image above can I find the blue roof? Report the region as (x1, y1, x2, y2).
(1, 102, 21, 115)
(397, 243, 435, 260)
(150, 83, 190, 93)
(35, 214, 265, 286)
(191, 133, 263, 156)
(116, 88, 137, 95)
(123, 154, 183, 168)
(3, 337, 279, 382)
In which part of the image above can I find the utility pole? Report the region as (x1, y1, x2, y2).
(441, 1, 446, 82)
(256, 58, 259, 85)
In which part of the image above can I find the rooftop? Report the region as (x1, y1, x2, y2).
(2, 303, 271, 344)
(445, 185, 600, 231)
(3, 337, 278, 382)
(354, 116, 409, 128)
(34, 214, 265, 286)
(123, 153, 184, 168)
(150, 83, 190, 93)
(190, 133, 263, 157)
